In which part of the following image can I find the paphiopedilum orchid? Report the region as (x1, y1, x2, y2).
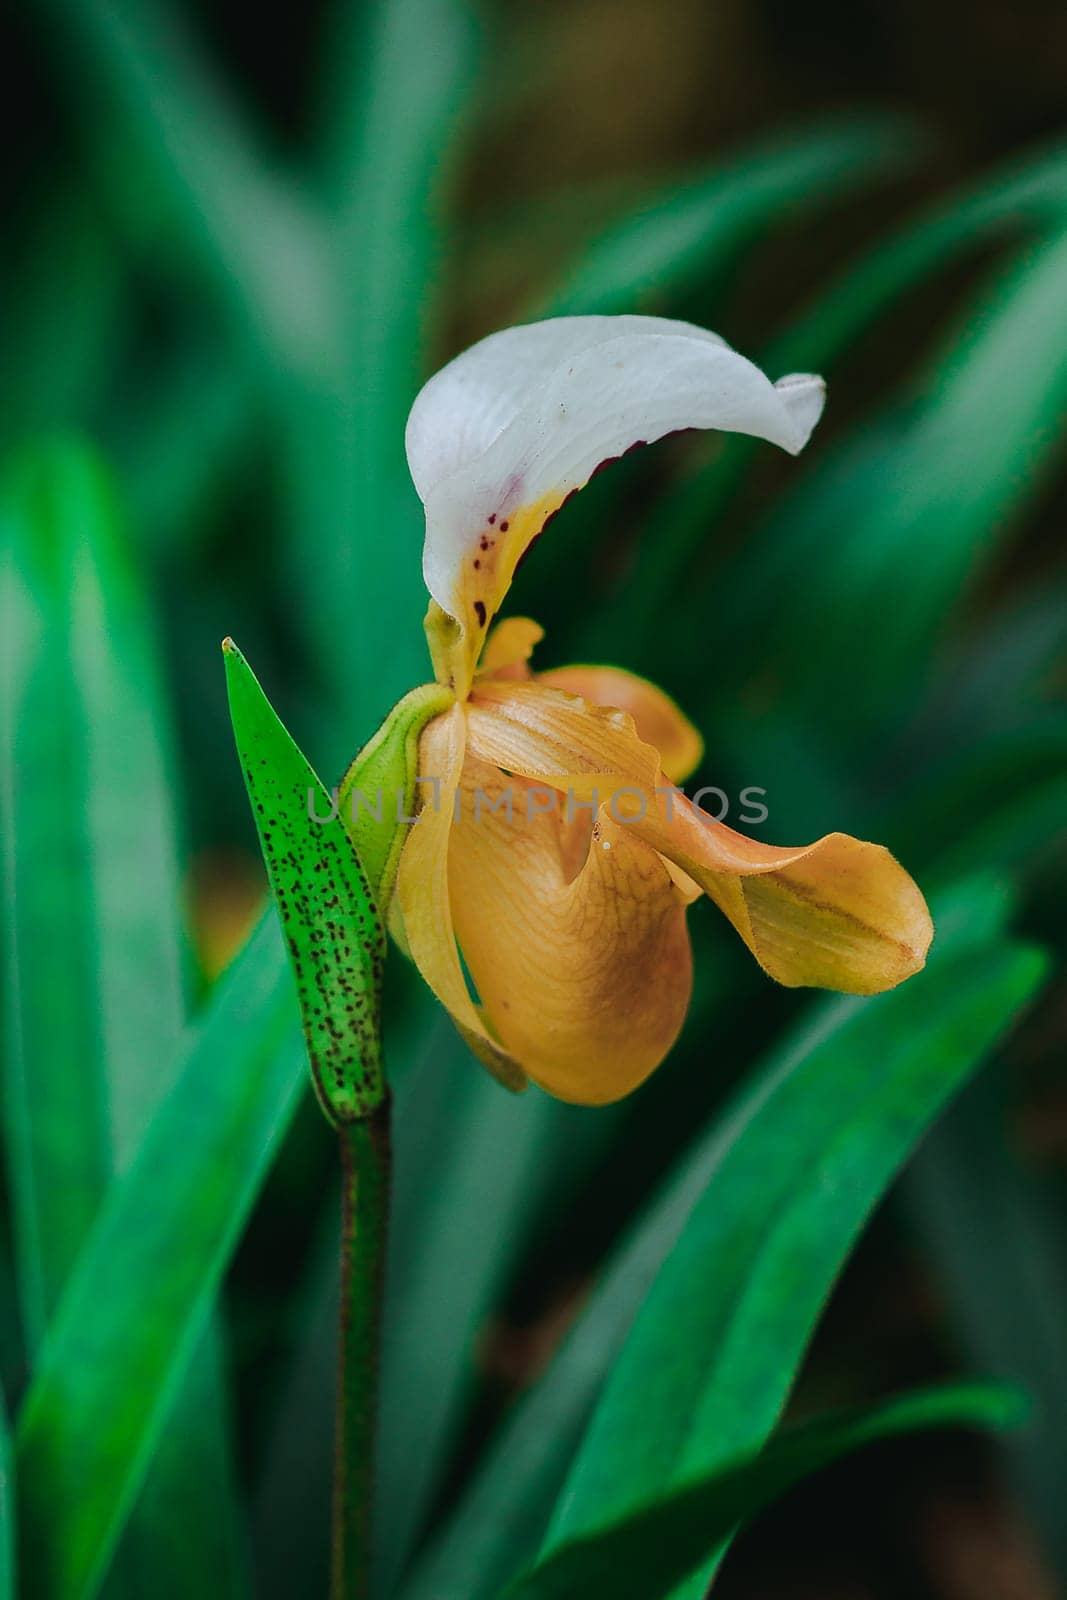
(388, 315, 932, 1104)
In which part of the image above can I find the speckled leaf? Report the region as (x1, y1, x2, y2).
(224, 640, 386, 1124)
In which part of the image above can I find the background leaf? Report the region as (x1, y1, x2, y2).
(908, 1069, 1067, 1574)
(719, 227, 1067, 729)
(0, 1397, 12, 1600)
(283, 0, 480, 720)
(542, 929, 1048, 1598)
(507, 1384, 1024, 1600)
(14, 914, 304, 1600)
(0, 442, 247, 1596)
(532, 115, 923, 317)
(402, 880, 1043, 1599)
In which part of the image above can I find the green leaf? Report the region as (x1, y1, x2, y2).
(1, 445, 118, 1340)
(1, 442, 255, 1597)
(506, 1382, 1023, 1600)
(0, 194, 126, 446)
(249, 1210, 339, 1599)
(14, 914, 304, 1600)
(534, 114, 923, 318)
(0, 1395, 12, 1600)
(908, 1070, 1067, 1573)
(28, 0, 334, 376)
(114, 335, 256, 561)
(109, 1334, 249, 1599)
(374, 1032, 617, 1596)
(743, 228, 1067, 725)
(673, 228, 1067, 744)
(286, 0, 479, 709)
(607, 137, 1067, 662)
(768, 134, 1067, 374)
(887, 717, 1067, 885)
(398, 1051, 738, 1600)
(246, 981, 443, 1599)
(400, 877, 1026, 1600)
(540, 935, 1047, 1598)
(519, 116, 921, 653)
(224, 639, 386, 1124)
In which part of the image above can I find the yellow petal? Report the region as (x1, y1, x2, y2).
(537, 664, 703, 783)
(467, 678, 661, 799)
(395, 705, 527, 1091)
(635, 795, 933, 994)
(463, 679, 932, 995)
(477, 616, 545, 679)
(448, 753, 692, 1103)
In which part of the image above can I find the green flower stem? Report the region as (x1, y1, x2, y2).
(224, 645, 451, 1593)
(333, 1100, 393, 1600)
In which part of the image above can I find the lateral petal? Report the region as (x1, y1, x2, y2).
(463, 679, 932, 995)
(635, 794, 933, 994)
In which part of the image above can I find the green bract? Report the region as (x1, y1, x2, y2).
(224, 641, 389, 1124)
(338, 681, 454, 909)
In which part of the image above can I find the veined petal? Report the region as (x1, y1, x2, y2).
(406, 315, 825, 692)
(463, 679, 932, 996)
(448, 754, 692, 1104)
(395, 705, 527, 1091)
(538, 663, 703, 783)
(467, 678, 661, 799)
(634, 794, 933, 994)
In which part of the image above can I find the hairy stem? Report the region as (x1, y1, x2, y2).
(332, 1099, 392, 1600)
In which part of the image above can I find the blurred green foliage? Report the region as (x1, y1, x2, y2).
(1, 1, 1065, 1597)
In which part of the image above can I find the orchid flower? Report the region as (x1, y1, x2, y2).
(389, 315, 932, 1104)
